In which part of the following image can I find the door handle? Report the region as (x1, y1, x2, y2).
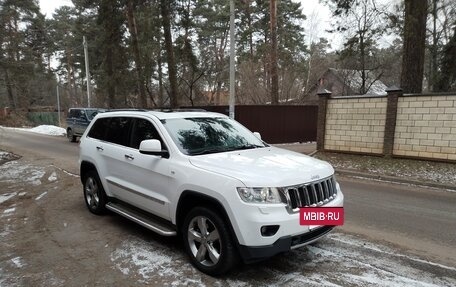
(96, 146, 104, 151)
(125, 154, 134, 160)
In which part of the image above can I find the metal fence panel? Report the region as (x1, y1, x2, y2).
(195, 105, 318, 144)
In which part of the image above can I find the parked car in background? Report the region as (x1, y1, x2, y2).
(66, 108, 105, 142)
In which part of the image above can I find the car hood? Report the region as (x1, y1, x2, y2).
(188, 147, 334, 187)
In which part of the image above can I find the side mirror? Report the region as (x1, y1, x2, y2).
(139, 139, 169, 158)
(253, 132, 262, 140)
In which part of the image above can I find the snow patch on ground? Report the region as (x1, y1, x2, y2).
(35, 192, 48, 201)
(330, 233, 456, 272)
(0, 161, 45, 185)
(109, 233, 456, 286)
(0, 224, 12, 238)
(47, 172, 57, 182)
(3, 208, 15, 214)
(316, 152, 456, 187)
(111, 239, 185, 282)
(10, 257, 25, 268)
(0, 192, 16, 204)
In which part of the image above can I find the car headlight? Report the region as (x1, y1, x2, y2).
(237, 187, 285, 204)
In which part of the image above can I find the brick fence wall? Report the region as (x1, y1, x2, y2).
(394, 95, 456, 161)
(317, 89, 456, 162)
(325, 97, 387, 154)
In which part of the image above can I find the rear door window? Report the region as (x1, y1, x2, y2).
(69, 109, 77, 118)
(88, 117, 132, 146)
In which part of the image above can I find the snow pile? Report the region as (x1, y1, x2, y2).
(26, 125, 66, 136)
(1, 125, 66, 136)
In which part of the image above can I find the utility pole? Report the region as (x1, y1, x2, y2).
(229, 0, 235, 119)
(83, 36, 91, 107)
(56, 79, 61, 127)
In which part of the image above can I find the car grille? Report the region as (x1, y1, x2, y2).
(283, 176, 337, 212)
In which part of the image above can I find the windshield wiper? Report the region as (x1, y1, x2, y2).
(190, 147, 227, 155)
(234, 144, 264, 150)
(190, 144, 264, 155)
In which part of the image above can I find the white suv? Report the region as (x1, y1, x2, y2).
(79, 110, 344, 275)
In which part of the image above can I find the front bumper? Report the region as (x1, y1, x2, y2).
(238, 225, 335, 263)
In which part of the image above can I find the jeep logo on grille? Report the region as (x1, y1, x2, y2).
(311, 175, 320, 180)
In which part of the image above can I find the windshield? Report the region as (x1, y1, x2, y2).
(86, 109, 101, 120)
(162, 117, 267, 156)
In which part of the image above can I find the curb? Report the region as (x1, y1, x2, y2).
(335, 169, 456, 192)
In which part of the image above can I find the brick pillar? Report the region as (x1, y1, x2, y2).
(316, 89, 332, 151)
(383, 86, 403, 157)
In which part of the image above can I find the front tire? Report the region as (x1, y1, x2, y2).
(67, 128, 77, 142)
(83, 170, 107, 215)
(182, 207, 238, 276)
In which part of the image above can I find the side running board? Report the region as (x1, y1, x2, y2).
(106, 202, 177, 236)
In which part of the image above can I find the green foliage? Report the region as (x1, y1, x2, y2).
(436, 25, 456, 91)
(0, 0, 55, 109)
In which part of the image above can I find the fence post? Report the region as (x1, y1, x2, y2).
(317, 89, 332, 151)
(383, 86, 403, 157)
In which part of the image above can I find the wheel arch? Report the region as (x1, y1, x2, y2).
(80, 161, 97, 184)
(176, 190, 239, 244)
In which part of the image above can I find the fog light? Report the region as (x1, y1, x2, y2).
(260, 225, 280, 237)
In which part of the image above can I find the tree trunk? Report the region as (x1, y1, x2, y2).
(3, 67, 16, 109)
(65, 48, 77, 106)
(126, 0, 147, 108)
(430, 0, 438, 91)
(160, 0, 179, 108)
(269, 0, 279, 104)
(101, 0, 117, 108)
(158, 53, 165, 107)
(401, 0, 428, 93)
(360, 34, 366, 94)
(246, 3, 253, 56)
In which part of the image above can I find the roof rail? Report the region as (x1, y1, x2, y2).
(154, 108, 207, 113)
(105, 108, 150, 112)
(103, 108, 207, 113)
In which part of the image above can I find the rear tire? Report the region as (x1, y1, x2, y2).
(67, 128, 77, 142)
(182, 207, 239, 276)
(83, 170, 107, 215)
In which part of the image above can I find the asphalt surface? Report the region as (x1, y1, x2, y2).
(1, 127, 455, 286)
(0, 128, 78, 174)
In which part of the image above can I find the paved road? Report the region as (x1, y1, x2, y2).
(340, 177, 456, 266)
(1, 127, 455, 268)
(0, 127, 79, 174)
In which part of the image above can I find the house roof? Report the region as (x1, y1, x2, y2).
(329, 68, 387, 95)
(311, 68, 388, 96)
